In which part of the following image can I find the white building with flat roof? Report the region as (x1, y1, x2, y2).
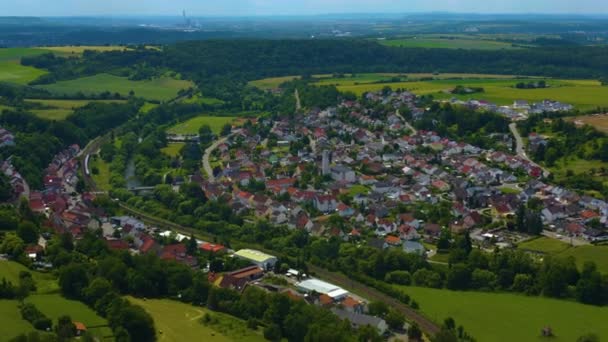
(233, 249, 278, 270)
(296, 278, 349, 300)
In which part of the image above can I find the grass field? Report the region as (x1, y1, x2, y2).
(0, 300, 37, 340)
(128, 297, 265, 342)
(26, 294, 112, 339)
(517, 238, 608, 274)
(182, 93, 225, 106)
(89, 156, 112, 192)
(161, 143, 186, 157)
(0, 48, 49, 84)
(518, 237, 572, 254)
(25, 99, 127, 120)
(0, 260, 59, 294)
(37, 73, 193, 101)
(166, 116, 238, 135)
(313, 75, 608, 110)
(379, 37, 521, 50)
(248, 76, 300, 90)
(42, 45, 129, 56)
(396, 286, 608, 342)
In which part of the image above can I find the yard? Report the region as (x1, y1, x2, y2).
(128, 297, 265, 342)
(166, 116, 238, 135)
(37, 73, 193, 101)
(517, 236, 571, 254)
(396, 285, 608, 342)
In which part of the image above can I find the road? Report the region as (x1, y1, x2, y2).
(509, 123, 550, 178)
(202, 130, 239, 182)
(396, 109, 417, 135)
(295, 88, 302, 111)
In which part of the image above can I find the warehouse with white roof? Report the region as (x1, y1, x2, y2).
(296, 278, 349, 300)
(233, 249, 278, 270)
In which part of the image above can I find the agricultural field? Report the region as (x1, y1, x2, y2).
(396, 285, 608, 342)
(568, 114, 608, 134)
(314, 75, 608, 110)
(182, 93, 225, 106)
(161, 143, 186, 157)
(166, 116, 238, 135)
(0, 260, 59, 294)
(379, 37, 521, 50)
(518, 237, 572, 254)
(128, 297, 265, 342)
(37, 73, 193, 101)
(0, 300, 37, 340)
(26, 294, 112, 338)
(41, 45, 130, 56)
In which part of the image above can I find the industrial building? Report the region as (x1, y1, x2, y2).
(296, 278, 349, 300)
(233, 249, 278, 270)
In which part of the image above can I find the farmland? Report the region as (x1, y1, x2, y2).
(128, 297, 265, 342)
(568, 114, 608, 134)
(518, 236, 572, 254)
(37, 73, 193, 101)
(396, 285, 608, 342)
(248, 76, 301, 90)
(42, 45, 130, 56)
(161, 143, 186, 157)
(166, 116, 238, 135)
(379, 37, 521, 50)
(0, 48, 49, 84)
(313, 74, 608, 110)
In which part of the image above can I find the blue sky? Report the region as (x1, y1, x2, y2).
(2, 0, 608, 16)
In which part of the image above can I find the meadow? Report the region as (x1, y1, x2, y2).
(166, 116, 238, 135)
(161, 143, 186, 157)
(37, 73, 193, 101)
(0, 300, 37, 340)
(0, 260, 59, 294)
(25, 99, 126, 120)
(89, 156, 112, 192)
(0, 48, 49, 84)
(26, 294, 112, 338)
(379, 37, 521, 50)
(42, 45, 130, 56)
(396, 285, 608, 342)
(128, 297, 265, 342)
(517, 238, 608, 274)
(248, 76, 301, 90)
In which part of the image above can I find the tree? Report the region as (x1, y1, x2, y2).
(199, 124, 215, 145)
(17, 221, 39, 244)
(220, 123, 232, 136)
(83, 278, 113, 306)
(437, 228, 451, 251)
(577, 334, 600, 342)
(56, 315, 76, 340)
(114, 305, 156, 342)
(0, 233, 24, 258)
(575, 262, 605, 305)
(264, 323, 282, 341)
(367, 301, 389, 317)
(446, 264, 471, 290)
(408, 322, 423, 341)
(58, 263, 89, 299)
(385, 309, 405, 330)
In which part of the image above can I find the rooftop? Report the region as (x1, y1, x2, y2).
(234, 248, 276, 263)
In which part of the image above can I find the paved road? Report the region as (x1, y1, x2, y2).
(295, 88, 302, 111)
(396, 109, 417, 135)
(202, 130, 240, 182)
(509, 123, 550, 177)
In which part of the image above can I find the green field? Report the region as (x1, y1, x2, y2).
(518, 237, 572, 254)
(89, 156, 112, 191)
(379, 38, 521, 50)
(42, 45, 130, 56)
(37, 73, 193, 101)
(397, 286, 608, 342)
(128, 297, 265, 342)
(25, 99, 127, 120)
(182, 93, 225, 106)
(166, 116, 238, 135)
(0, 48, 49, 84)
(313, 75, 608, 110)
(26, 294, 112, 339)
(517, 238, 608, 274)
(248, 76, 301, 90)
(0, 300, 37, 340)
(0, 260, 59, 294)
(161, 143, 186, 157)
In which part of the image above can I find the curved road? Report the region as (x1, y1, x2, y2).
(202, 130, 240, 182)
(509, 123, 550, 177)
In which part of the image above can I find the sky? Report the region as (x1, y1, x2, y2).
(2, 0, 608, 17)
